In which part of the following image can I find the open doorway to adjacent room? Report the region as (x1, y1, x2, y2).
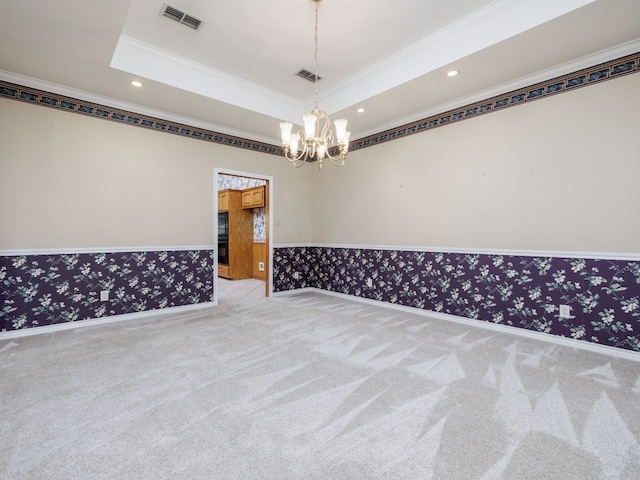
(214, 168, 272, 305)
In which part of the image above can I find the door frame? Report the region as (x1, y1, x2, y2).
(213, 167, 273, 304)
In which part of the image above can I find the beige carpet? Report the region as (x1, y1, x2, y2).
(1, 292, 639, 479)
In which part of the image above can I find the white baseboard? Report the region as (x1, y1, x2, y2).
(271, 287, 316, 297)
(277, 287, 640, 362)
(0, 302, 216, 340)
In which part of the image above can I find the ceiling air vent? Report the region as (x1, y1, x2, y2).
(161, 3, 203, 30)
(296, 69, 321, 83)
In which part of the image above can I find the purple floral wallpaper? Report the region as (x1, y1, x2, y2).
(273, 246, 640, 352)
(0, 249, 214, 331)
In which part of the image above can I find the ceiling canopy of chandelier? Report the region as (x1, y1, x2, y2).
(279, 0, 351, 170)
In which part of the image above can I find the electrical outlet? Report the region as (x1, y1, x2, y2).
(293, 272, 301, 280)
(366, 278, 373, 287)
(100, 290, 109, 302)
(559, 304, 571, 318)
(258, 262, 265, 271)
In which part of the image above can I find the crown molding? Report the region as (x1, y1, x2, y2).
(111, 35, 304, 124)
(352, 39, 640, 141)
(0, 68, 277, 146)
(320, 0, 597, 116)
(108, 2, 598, 122)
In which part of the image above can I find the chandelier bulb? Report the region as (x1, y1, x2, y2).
(303, 114, 317, 138)
(279, 122, 293, 145)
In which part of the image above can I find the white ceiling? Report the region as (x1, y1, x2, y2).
(1, 0, 639, 145)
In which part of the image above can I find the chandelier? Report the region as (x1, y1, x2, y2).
(279, 0, 350, 170)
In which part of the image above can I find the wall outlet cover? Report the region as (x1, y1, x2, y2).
(258, 262, 265, 271)
(100, 290, 109, 302)
(559, 304, 572, 318)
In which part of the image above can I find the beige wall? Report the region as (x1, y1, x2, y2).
(0, 99, 313, 249)
(3, 73, 639, 253)
(311, 73, 640, 254)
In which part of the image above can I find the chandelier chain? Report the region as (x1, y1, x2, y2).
(278, 0, 350, 169)
(313, 0, 320, 112)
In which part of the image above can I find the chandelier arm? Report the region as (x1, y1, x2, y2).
(287, 154, 307, 167)
(283, 150, 303, 165)
(327, 155, 346, 167)
(318, 111, 331, 142)
(297, 129, 309, 160)
(322, 146, 346, 164)
(283, 131, 310, 167)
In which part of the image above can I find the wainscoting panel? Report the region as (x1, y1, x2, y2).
(1, 249, 214, 331)
(273, 246, 640, 352)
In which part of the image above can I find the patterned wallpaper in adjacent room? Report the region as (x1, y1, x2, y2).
(253, 208, 266, 243)
(217, 174, 265, 190)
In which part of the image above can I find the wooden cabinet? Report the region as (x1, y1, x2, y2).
(217, 264, 229, 278)
(218, 190, 230, 212)
(241, 186, 265, 209)
(253, 242, 267, 280)
(217, 189, 253, 280)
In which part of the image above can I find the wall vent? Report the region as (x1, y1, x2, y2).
(161, 3, 203, 30)
(296, 69, 321, 83)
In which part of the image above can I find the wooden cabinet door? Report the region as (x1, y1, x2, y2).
(251, 187, 264, 207)
(241, 190, 253, 209)
(218, 191, 229, 211)
(241, 186, 265, 209)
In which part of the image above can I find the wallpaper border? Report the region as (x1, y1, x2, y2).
(0, 80, 283, 156)
(350, 51, 640, 152)
(1, 51, 639, 156)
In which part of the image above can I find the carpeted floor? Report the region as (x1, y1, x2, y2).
(1, 291, 639, 479)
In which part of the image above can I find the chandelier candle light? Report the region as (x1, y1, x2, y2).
(279, 0, 351, 169)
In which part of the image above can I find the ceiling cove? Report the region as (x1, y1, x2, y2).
(110, 0, 597, 123)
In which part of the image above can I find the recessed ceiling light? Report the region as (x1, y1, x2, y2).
(447, 70, 459, 77)
(130, 80, 143, 87)
(356, 107, 365, 113)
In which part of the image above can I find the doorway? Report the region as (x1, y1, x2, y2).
(213, 168, 273, 305)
